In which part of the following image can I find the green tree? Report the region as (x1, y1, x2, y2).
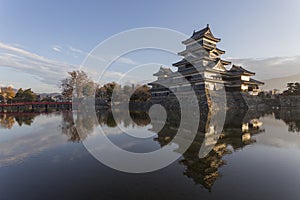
(23, 89, 37, 102)
(95, 86, 107, 98)
(130, 85, 151, 102)
(294, 82, 300, 94)
(95, 83, 151, 102)
(284, 82, 300, 95)
(95, 82, 118, 101)
(104, 82, 117, 98)
(287, 83, 294, 93)
(13, 88, 37, 102)
(13, 88, 24, 102)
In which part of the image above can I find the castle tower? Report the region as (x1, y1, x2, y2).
(172, 24, 231, 92)
(148, 25, 264, 109)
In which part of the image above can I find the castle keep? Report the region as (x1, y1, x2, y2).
(149, 25, 263, 108)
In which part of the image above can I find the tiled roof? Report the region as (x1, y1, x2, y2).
(153, 66, 173, 76)
(190, 25, 221, 42)
(229, 65, 255, 75)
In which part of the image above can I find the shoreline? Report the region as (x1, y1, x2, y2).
(0, 94, 299, 113)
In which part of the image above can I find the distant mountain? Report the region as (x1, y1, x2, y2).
(123, 79, 154, 86)
(38, 92, 61, 98)
(262, 74, 300, 91)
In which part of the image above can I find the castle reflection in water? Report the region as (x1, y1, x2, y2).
(1, 108, 300, 191)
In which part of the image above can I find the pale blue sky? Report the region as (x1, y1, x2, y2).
(0, 0, 300, 92)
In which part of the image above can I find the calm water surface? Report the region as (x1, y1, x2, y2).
(0, 109, 300, 200)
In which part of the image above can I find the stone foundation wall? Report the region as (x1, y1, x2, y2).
(149, 92, 300, 111)
(279, 96, 300, 108)
(150, 91, 209, 112)
(241, 93, 265, 110)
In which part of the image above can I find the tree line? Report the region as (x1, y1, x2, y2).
(283, 82, 300, 95)
(6, 70, 297, 105)
(60, 70, 151, 102)
(0, 87, 37, 103)
(1, 70, 151, 104)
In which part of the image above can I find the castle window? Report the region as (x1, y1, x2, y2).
(241, 84, 248, 91)
(241, 75, 250, 81)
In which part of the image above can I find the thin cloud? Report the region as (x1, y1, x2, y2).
(52, 45, 62, 52)
(102, 71, 126, 79)
(0, 42, 129, 91)
(117, 57, 139, 65)
(9, 42, 300, 92)
(0, 42, 78, 86)
(69, 46, 84, 54)
(227, 55, 300, 80)
(227, 55, 300, 91)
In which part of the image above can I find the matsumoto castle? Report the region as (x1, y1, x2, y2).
(149, 25, 264, 101)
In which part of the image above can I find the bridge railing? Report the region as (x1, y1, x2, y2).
(0, 102, 72, 107)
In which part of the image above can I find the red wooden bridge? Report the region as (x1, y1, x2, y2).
(0, 101, 72, 107)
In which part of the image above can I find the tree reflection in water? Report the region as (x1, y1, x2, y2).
(61, 111, 80, 142)
(60, 109, 151, 142)
(0, 113, 39, 129)
(60, 107, 268, 191)
(1, 108, 300, 191)
(272, 108, 300, 133)
(0, 114, 15, 129)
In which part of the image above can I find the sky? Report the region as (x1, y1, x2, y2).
(0, 0, 300, 92)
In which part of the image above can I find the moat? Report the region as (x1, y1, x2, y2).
(1, 108, 300, 200)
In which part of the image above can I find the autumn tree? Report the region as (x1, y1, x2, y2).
(0, 114, 15, 129)
(0, 86, 16, 103)
(61, 70, 95, 100)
